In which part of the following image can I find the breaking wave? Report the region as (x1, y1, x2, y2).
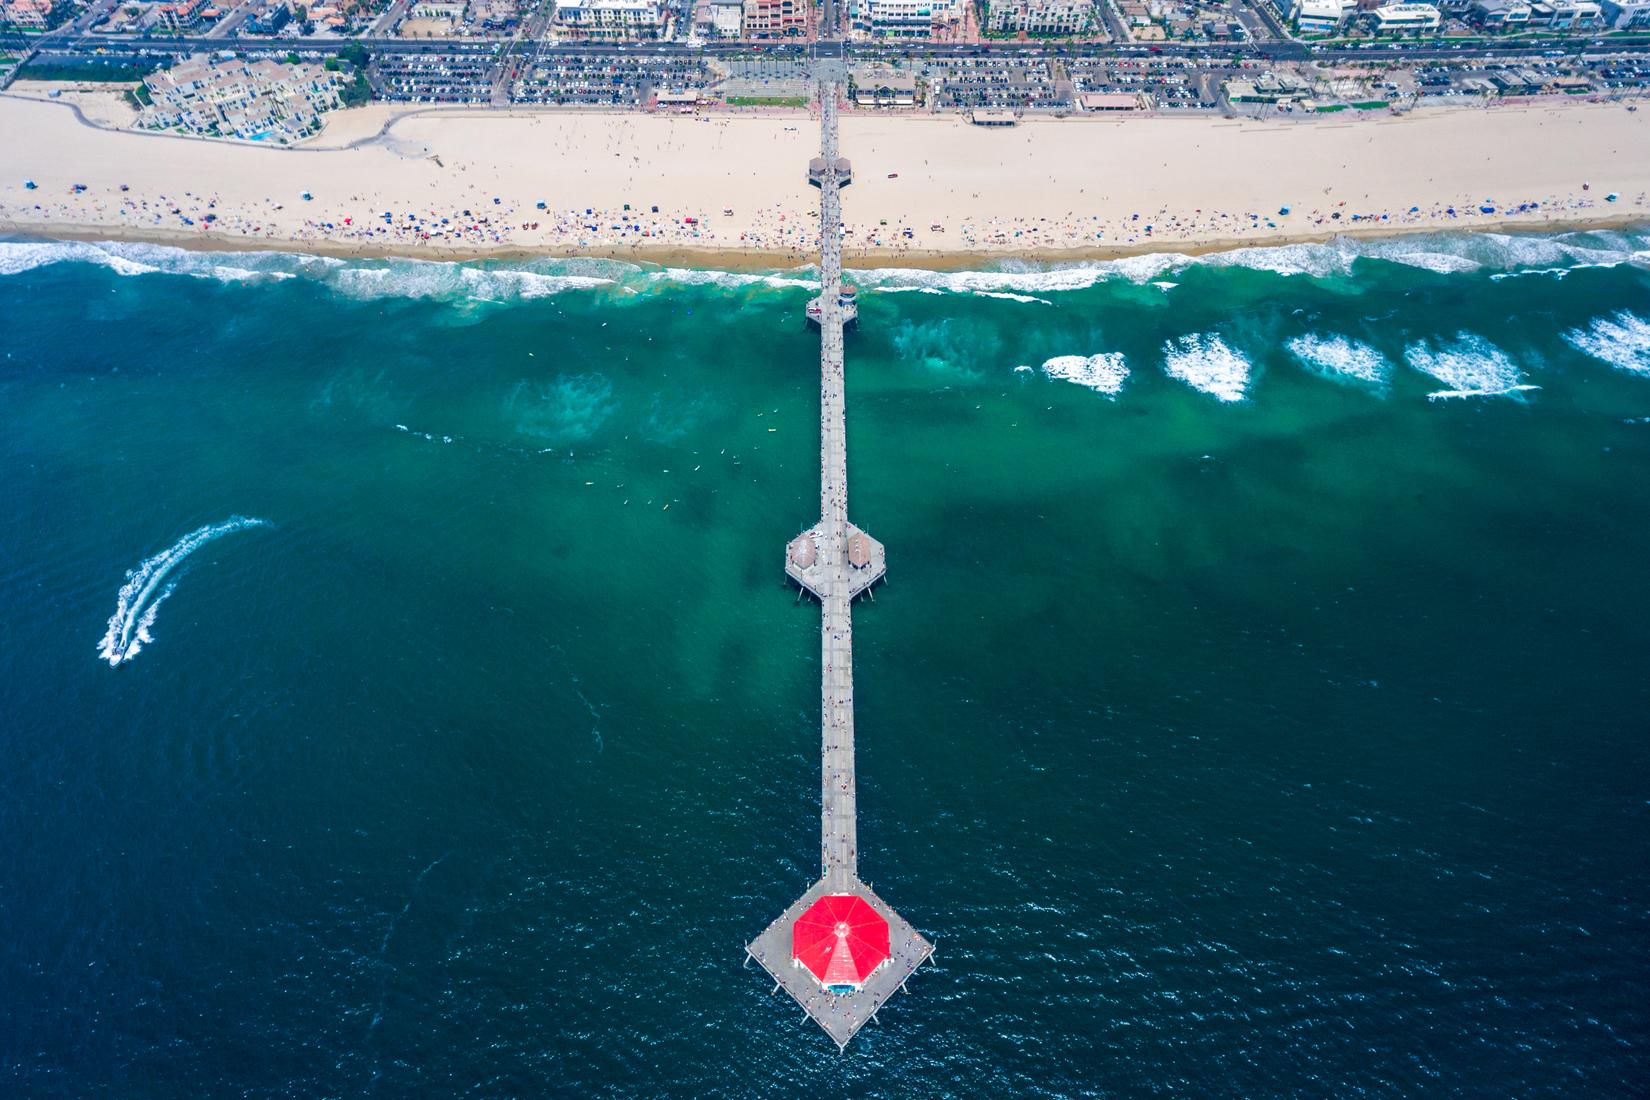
(647, 267, 818, 291)
(331, 263, 611, 301)
(1564, 311, 1650, 376)
(3, 227, 1645, 300)
(1404, 333, 1538, 400)
(1163, 334, 1251, 403)
(1039, 353, 1129, 396)
(98, 517, 271, 667)
(1287, 334, 1392, 388)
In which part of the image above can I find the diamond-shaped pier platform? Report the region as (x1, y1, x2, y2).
(746, 878, 934, 1050)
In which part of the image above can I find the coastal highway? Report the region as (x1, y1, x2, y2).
(30, 31, 1650, 67)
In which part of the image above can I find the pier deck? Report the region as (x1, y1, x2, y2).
(746, 69, 931, 1051)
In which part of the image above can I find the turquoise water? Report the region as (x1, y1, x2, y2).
(3, 231, 1649, 1095)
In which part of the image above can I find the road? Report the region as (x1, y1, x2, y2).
(45, 32, 1650, 64)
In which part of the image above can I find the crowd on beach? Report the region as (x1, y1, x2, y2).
(3, 104, 1647, 257)
(6, 176, 1646, 259)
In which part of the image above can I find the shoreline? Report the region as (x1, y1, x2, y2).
(5, 92, 1648, 268)
(5, 214, 1648, 272)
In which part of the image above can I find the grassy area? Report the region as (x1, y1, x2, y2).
(725, 95, 808, 108)
(1351, 100, 1390, 109)
(14, 62, 157, 83)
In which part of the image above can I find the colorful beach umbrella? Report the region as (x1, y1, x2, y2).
(792, 894, 890, 988)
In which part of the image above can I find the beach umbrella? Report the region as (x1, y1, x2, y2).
(792, 894, 890, 988)
(24, 180, 36, 190)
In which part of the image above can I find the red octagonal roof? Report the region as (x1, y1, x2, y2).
(792, 894, 890, 988)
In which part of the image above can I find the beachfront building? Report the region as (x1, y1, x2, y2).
(741, 0, 804, 35)
(849, 62, 918, 105)
(1525, 0, 1601, 24)
(1223, 69, 1311, 102)
(984, 0, 1095, 34)
(1469, 0, 1531, 27)
(138, 55, 343, 143)
(1365, 1, 1440, 31)
(157, 0, 217, 29)
(1290, 0, 1355, 32)
(857, 0, 963, 36)
(705, 0, 742, 32)
(552, 0, 664, 36)
(1600, 0, 1650, 26)
(0, 0, 54, 29)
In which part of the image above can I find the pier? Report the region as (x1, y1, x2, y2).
(745, 66, 933, 1051)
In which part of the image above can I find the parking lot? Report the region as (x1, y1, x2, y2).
(373, 51, 498, 103)
(1066, 57, 1228, 108)
(511, 51, 716, 106)
(922, 57, 1061, 109)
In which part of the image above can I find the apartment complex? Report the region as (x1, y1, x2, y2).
(553, 0, 665, 37)
(855, 0, 963, 36)
(139, 55, 343, 143)
(985, 0, 1094, 33)
(1, 0, 55, 29)
(741, 0, 805, 35)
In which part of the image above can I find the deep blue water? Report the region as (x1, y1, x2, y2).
(3, 231, 1649, 1096)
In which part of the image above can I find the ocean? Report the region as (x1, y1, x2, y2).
(2, 230, 1649, 1096)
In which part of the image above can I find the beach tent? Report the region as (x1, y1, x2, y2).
(792, 894, 889, 989)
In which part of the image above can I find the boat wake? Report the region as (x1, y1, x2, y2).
(98, 517, 271, 667)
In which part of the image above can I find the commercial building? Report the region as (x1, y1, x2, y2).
(1292, 0, 1355, 32)
(1469, 0, 1530, 26)
(858, 0, 963, 36)
(1367, 1, 1441, 31)
(1223, 69, 1311, 102)
(849, 63, 917, 105)
(1600, 0, 1650, 27)
(984, 0, 1094, 34)
(1, 0, 54, 29)
(706, 0, 742, 33)
(741, 0, 804, 35)
(157, 0, 217, 30)
(552, 0, 665, 37)
(1525, 0, 1601, 24)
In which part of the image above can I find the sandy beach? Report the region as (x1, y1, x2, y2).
(3, 91, 1648, 266)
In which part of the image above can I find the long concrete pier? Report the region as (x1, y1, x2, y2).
(745, 65, 932, 1051)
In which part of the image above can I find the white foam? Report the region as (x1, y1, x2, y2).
(1201, 242, 1356, 278)
(1564, 311, 1650, 376)
(334, 261, 611, 300)
(976, 291, 1053, 305)
(1040, 353, 1129, 396)
(0, 240, 160, 277)
(1162, 334, 1251, 403)
(0, 240, 315, 283)
(1286, 334, 1392, 388)
(1404, 333, 1531, 399)
(1426, 384, 1542, 402)
(649, 267, 818, 291)
(98, 517, 271, 667)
